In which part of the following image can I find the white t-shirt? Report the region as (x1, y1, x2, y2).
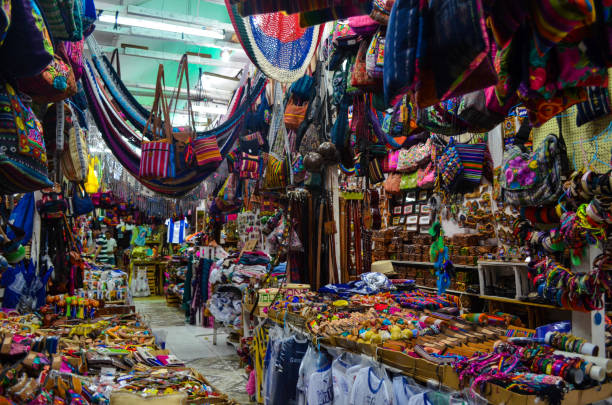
(165, 218, 189, 244)
(332, 353, 363, 405)
(306, 364, 333, 405)
(106, 238, 117, 252)
(349, 367, 390, 405)
(392, 376, 425, 404)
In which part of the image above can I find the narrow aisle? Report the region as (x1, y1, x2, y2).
(135, 297, 252, 404)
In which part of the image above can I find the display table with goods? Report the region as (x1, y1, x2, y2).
(0, 306, 236, 404)
(249, 277, 612, 405)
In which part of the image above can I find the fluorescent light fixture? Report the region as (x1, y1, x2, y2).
(192, 104, 228, 115)
(98, 14, 224, 40)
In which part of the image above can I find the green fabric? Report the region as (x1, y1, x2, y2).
(400, 172, 417, 190)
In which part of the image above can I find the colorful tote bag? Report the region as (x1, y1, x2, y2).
(193, 135, 222, 167)
(436, 138, 463, 191)
(0, 81, 52, 194)
(454, 142, 486, 185)
(139, 65, 174, 179)
(17, 52, 77, 103)
(366, 30, 385, 80)
(400, 171, 418, 189)
(0, 0, 54, 79)
(501, 134, 568, 207)
(38, 0, 83, 41)
(396, 138, 431, 172)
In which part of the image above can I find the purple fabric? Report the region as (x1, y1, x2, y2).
(0, 0, 53, 78)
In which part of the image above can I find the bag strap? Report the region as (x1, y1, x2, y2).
(142, 64, 172, 142)
(110, 49, 121, 79)
(168, 54, 196, 133)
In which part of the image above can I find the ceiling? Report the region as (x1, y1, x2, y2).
(91, 0, 249, 129)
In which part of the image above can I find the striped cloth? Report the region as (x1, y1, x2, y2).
(193, 136, 222, 167)
(454, 142, 486, 184)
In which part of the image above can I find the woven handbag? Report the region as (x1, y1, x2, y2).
(351, 40, 381, 91)
(61, 126, 89, 182)
(139, 65, 175, 180)
(193, 135, 222, 167)
(284, 97, 308, 131)
(0, 0, 54, 79)
(262, 153, 287, 190)
(436, 138, 463, 191)
(366, 31, 385, 80)
(396, 138, 432, 172)
(454, 142, 486, 185)
(17, 52, 77, 103)
(501, 131, 569, 207)
(0, 81, 52, 193)
(72, 182, 93, 216)
(38, 0, 83, 41)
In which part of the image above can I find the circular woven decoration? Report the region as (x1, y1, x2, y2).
(226, 0, 323, 83)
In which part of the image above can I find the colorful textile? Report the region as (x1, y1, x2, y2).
(530, 0, 596, 56)
(193, 136, 222, 167)
(576, 86, 612, 126)
(454, 142, 486, 184)
(0, 81, 52, 194)
(226, 1, 323, 83)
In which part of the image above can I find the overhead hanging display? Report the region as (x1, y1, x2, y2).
(226, 0, 325, 83)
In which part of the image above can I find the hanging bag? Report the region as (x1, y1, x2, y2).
(61, 104, 89, 182)
(0, 0, 54, 79)
(417, 161, 436, 189)
(366, 30, 385, 80)
(384, 173, 402, 194)
(454, 141, 486, 186)
(284, 96, 308, 131)
(38, 0, 83, 41)
(429, 0, 496, 100)
(17, 49, 78, 103)
(351, 40, 381, 91)
(139, 64, 175, 180)
(500, 119, 569, 207)
(0, 81, 53, 193)
(72, 183, 93, 216)
(400, 171, 418, 190)
(436, 137, 463, 191)
(167, 54, 197, 171)
(396, 138, 432, 172)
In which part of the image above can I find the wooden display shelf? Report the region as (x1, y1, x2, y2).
(392, 260, 478, 270)
(478, 294, 563, 310)
(415, 285, 479, 297)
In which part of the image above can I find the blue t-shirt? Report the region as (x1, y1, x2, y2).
(269, 336, 309, 405)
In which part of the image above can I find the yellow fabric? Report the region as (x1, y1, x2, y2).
(84, 157, 100, 193)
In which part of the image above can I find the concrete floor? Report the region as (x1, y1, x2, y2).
(134, 297, 252, 404)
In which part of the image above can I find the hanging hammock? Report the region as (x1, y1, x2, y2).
(82, 57, 265, 196)
(85, 37, 266, 147)
(225, 0, 324, 83)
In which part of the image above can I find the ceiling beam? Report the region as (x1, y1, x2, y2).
(95, 22, 246, 55)
(109, 46, 244, 77)
(96, 1, 235, 33)
(127, 83, 232, 104)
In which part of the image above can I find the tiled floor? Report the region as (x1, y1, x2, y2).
(134, 297, 253, 404)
